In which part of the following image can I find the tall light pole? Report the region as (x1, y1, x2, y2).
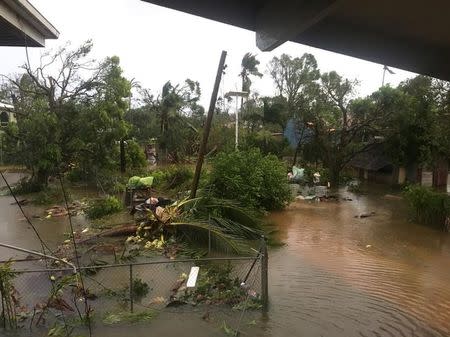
(225, 91, 249, 150)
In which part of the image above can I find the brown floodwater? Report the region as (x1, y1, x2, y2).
(2, 172, 450, 336)
(266, 185, 450, 337)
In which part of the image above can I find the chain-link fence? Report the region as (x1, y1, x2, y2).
(1, 248, 267, 337)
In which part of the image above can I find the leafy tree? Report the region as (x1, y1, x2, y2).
(76, 56, 133, 176)
(242, 129, 289, 157)
(268, 53, 319, 120)
(268, 53, 320, 165)
(143, 79, 204, 162)
(240, 52, 262, 93)
(6, 42, 100, 186)
(125, 105, 159, 143)
(373, 76, 450, 183)
(5, 42, 143, 188)
(306, 71, 382, 186)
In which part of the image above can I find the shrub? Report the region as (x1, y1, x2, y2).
(86, 195, 123, 219)
(403, 185, 450, 230)
(209, 148, 291, 211)
(11, 177, 43, 194)
(150, 165, 193, 191)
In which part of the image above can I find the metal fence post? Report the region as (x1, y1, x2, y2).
(208, 215, 212, 255)
(261, 236, 269, 311)
(129, 264, 134, 313)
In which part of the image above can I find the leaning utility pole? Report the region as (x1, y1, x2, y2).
(190, 51, 227, 199)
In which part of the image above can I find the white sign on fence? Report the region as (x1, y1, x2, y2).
(187, 266, 200, 288)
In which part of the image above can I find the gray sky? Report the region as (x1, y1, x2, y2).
(1, 0, 417, 108)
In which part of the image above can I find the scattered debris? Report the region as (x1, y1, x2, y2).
(304, 195, 316, 201)
(44, 201, 86, 218)
(319, 195, 339, 202)
(355, 212, 376, 218)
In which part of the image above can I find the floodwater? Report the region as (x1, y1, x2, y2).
(266, 185, 450, 337)
(0, 172, 70, 259)
(2, 172, 450, 337)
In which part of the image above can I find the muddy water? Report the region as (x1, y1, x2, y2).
(266, 186, 450, 337)
(0, 172, 85, 260)
(2, 172, 450, 337)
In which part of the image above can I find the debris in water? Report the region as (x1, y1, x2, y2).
(355, 212, 376, 218)
(384, 194, 402, 200)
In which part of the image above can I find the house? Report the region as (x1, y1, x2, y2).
(349, 143, 409, 185)
(0, 102, 15, 127)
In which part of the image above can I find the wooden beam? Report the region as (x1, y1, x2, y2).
(256, 0, 340, 51)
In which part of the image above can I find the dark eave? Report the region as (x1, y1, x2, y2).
(142, 0, 450, 81)
(0, 0, 59, 47)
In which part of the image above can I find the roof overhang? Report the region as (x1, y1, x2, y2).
(0, 102, 14, 110)
(0, 0, 59, 47)
(142, 0, 450, 81)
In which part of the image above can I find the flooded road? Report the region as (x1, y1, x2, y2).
(0, 172, 75, 260)
(266, 186, 450, 337)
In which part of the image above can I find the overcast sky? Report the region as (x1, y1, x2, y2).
(1, 0, 417, 108)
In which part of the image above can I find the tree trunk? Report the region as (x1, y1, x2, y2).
(406, 162, 420, 184)
(33, 169, 49, 189)
(120, 139, 126, 173)
(432, 157, 448, 189)
(329, 167, 340, 189)
(292, 124, 305, 167)
(292, 142, 301, 167)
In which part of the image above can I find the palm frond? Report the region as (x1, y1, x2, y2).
(170, 221, 247, 253)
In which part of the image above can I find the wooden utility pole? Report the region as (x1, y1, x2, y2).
(190, 51, 227, 199)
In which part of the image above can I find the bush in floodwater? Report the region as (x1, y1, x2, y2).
(403, 185, 450, 230)
(209, 148, 292, 211)
(86, 196, 123, 219)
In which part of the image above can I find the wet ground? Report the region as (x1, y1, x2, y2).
(1, 172, 450, 336)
